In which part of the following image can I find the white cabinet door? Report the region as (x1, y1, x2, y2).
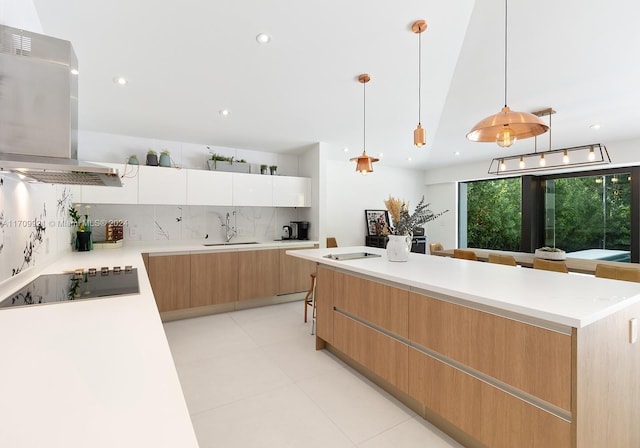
(273, 176, 311, 207)
(80, 162, 138, 204)
(187, 170, 233, 206)
(232, 173, 273, 206)
(138, 165, 187, 205)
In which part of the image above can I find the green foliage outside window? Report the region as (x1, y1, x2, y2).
(467, 178, 521, 251)
(464, 173, 631, 255)
(547, 175, 630, 252)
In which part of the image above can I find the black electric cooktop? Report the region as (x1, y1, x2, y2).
(0, 268, 140, 309)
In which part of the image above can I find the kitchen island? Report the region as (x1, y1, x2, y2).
(0, 239, 316, 448)
(288, 246, 640, 448)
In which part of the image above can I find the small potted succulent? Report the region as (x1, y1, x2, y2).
(146, 149, 158, 166)
(159, 149, 171, 167)
(127, 154, 139, 165)
(269, 165, 278, 175)
(260, 164, 268, 175)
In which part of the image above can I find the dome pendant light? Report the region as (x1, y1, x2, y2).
(412, 20, 427, 147)
(466, 0, 548, 146)
(350, 74, 379, 175)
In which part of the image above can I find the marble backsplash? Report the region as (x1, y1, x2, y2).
(82, 203, 303, 244)
(0, 176, 75, 283)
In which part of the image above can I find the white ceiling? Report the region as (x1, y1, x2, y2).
(31, 0, 640, 171)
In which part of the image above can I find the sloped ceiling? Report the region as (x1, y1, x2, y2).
(31, 0, 640, 170)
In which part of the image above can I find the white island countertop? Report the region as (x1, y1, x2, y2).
(0, 239, 315, 448)
(288, 246, 640, 328)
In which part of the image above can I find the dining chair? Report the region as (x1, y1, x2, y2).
(453, 249, 478, 261)
(595, 264, 640, 282)
(429, 242, 444, 255)
(533, 258, 568, 273)
(488, 253, 517, 266)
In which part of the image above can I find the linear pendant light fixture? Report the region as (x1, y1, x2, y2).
(488, 108, 611, 174)
(350, 74, 379, 175)
(412, 20, 427, 147)
(466, 0, 548, 147)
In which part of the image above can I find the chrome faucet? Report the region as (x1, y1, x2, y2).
(222, 211, 237, 243)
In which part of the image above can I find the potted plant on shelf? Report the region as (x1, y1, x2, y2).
(159, 149, 171, 167)
(384, 195, 448, 262)
(146, 149, 158, 166)
(260, 164, 268, 175)
(207, 151, 251, 173)
(269, 165, 277, 175)
(127, 154, 139, 165)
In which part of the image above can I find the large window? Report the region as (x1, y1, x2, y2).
(544, 173, 631, 260)
(461, 168, 635, 261)
(464, 177, 521, 251)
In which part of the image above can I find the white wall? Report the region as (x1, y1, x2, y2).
(0, 0, 42, 32)
(324, 159, 430, 247)
(78, 130, 301, 176)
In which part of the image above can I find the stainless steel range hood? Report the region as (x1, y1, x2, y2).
(0, 25, 121, 187)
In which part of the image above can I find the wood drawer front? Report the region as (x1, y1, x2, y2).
(190, 252, 239, 307)
(333, 313, 409, 393)
(409, 294, 572, 411)
(148, 254, 191, 312)
(408, 348, 571, 448)
(315, 266, 335, 344)
(334, 272, 408, 338)
(237, 249, 280, 301)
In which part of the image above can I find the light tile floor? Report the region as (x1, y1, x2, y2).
(164, 300, 463, 448)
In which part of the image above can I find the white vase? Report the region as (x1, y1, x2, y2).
(386, 234, 412, 262)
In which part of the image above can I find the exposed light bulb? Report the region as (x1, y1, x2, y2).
(496, 126, 516, 148)
(519, 155, 525, 169)
(539, 153, 546, 167)
(588, 147, 596, 161)
(562, 150, 570, 164)
(499, 159, 506, 171)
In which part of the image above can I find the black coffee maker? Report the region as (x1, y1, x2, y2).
(290, 221, 309, 240)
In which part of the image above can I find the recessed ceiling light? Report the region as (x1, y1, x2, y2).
(113, 76, 128, 85)
(454, 151, 460, 156)
(219, 109, 230, 117)
(256, 33, 271, 44)
(378, 153, 384, 158)
(70, 68, 79, 75)
(590, 124, 601, 130)
(343, 147, 349, 153)
(407, 157, 412, 162)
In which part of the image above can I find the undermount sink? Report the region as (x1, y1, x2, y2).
(202, 241, 259, 246)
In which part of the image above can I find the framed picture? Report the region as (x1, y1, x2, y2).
(364, 210, 390, 236)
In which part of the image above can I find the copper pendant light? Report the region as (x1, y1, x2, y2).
(350, 74, 379, 175)
(466, 0, 548, 147)
(412, 20, 427, 147)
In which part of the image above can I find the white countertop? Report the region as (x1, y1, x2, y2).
(0, 239, 315, 447)
(288, 246, 640, 328)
